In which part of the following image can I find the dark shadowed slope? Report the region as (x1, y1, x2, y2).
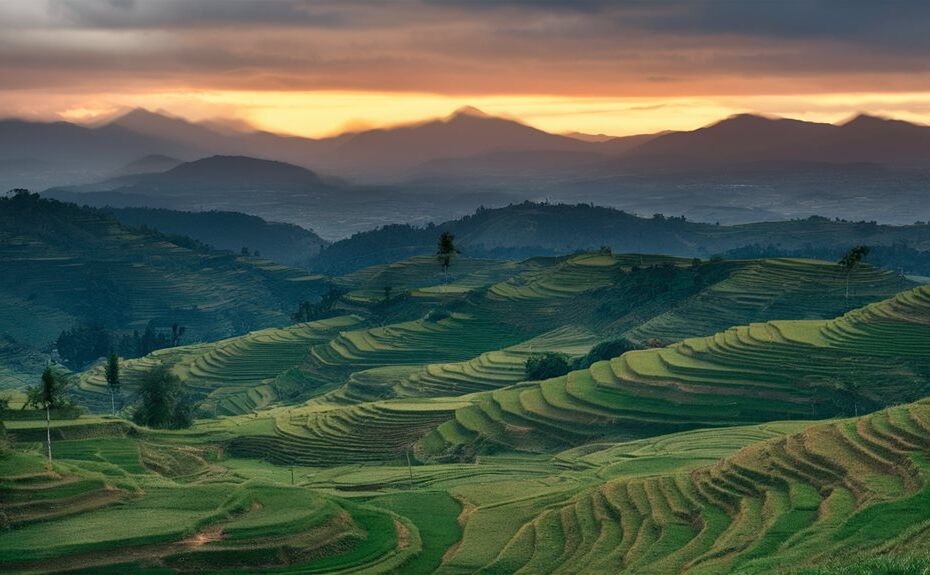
(309, 202, 930, 274)
(105, 207, 327, 267)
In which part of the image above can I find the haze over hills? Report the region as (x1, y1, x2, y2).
(3, 106, 929, 233)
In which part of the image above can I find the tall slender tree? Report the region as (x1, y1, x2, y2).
(838, 245, 870, 303)
(105, 351, 121, 416)
(436, 231, 460, 290)
(33, 367, 68, 462)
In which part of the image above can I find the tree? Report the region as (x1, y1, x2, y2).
(132, 365, 192, 429)
(573, 338, 640, 370)
(838, 245, 870, 303)
(29, 367, 70, 462)
(525, 353, 572, 381)
(105, 351, 121, 416)
(436, 231, 460, 288)
(170, 323, 186, 347)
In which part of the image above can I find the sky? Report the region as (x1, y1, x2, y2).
(3, 0, 930, 137)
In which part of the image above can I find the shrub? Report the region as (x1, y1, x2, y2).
(573, 338, 640, 369)
(132, 365, 193, 429)
(525, 353, 572, 381)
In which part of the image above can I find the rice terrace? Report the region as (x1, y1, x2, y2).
(5, 2, 930, 574)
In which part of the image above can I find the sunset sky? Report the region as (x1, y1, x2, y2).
(3, 0, 930, 137)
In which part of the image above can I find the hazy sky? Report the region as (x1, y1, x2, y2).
(3, 0, 930, 137)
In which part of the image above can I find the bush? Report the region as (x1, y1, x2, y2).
(573, 338, 640, 369)
(132, 365, 193, 429)
(525, 353, 572, 381)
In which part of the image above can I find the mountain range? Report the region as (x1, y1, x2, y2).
(5, 106, 930, 189)
(9, 106, 930, 234)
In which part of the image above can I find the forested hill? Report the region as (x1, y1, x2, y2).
(103, 207, 327, 268)
(0, 193, 328, 351)
(309, 201, 930, 274)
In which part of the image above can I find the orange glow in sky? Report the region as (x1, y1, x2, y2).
(37, 89, 930, 138)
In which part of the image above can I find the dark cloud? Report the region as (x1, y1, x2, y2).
(1, 0, 930, 97)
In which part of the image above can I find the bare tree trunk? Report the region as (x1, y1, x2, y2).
(406, 448, 414, 484)
(46, 405, 52, 462)
(110, 389, 115, 417)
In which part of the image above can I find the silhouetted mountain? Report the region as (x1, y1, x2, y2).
(324, 106, 593, 176)
(0, 118, 196, 172)
(154, 155, 325, 189)
(619, 113, 930, 170)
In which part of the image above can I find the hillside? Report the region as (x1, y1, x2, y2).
(309, 202, 930, 274)
(0, 193, 328, 381)
(103, 207, 327, 268)
(419, 282, 930, 457)
(180, 254, 910, 466)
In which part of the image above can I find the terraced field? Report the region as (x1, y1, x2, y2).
(421, 283, 930, 458)
(461, 400, 930, 574)
(299, 254, 907, 403)
(79, 315, 365, 415)
(5, 390, 930, 573)
(0, 448, 420, 574)
(337, 256, 532, 303)
(624, 257, 906, 343)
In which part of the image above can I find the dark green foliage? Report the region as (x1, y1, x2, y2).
(525, 352, 572, 381)
(292, 287, 347, 323)
(839, 245, 870, 270)
(105, 351, 121, 415)
(56, 323, 111, 369)
(573, 338, 640, 370)
(113, 321, 185, 360)
(132, 365, 192, 429)
(25, 367, 71, 410)
(437, 231, 459, 272)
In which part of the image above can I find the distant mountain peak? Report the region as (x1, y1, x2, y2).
(113, 107, 183, 125)
(837, 112, 920, 130)
(446, 106, 493, 120)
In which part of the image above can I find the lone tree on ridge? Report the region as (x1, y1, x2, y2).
(838, 245, 870, 303)
(436, 231, 460, 289)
